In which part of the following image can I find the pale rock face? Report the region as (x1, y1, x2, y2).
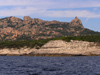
(41, 40, 97, 50)
(0, 40, 100, 55)
(41, 40, 67, 48)
(36, 40, 100, 55)
(0, 48, 37, 55)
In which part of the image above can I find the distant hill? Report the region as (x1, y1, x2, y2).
(0, 16, 99, 41)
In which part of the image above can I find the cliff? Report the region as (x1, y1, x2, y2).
(0, 40, 100, 56)
(0, 16, 99, 41)
(30, 40, 100, 56)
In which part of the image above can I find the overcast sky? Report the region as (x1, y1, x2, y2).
(0, 0, 100, 32)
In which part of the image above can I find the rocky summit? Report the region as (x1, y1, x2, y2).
(0, 16, 99, 41)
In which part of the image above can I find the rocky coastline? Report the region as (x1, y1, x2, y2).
(0, 40, 100, 56)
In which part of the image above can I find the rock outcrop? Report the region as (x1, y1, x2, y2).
(0, 40, 100, 56)
(0, 47, 37, 55)
(71, 16, 82, 25)
(41, 40, 67, 48)
(0, 16, 99, 41)
(30, 40, 100, 56)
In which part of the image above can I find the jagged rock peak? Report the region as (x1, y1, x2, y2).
(52, 20, 60, 22)
(23, 16, 32, 21)
(34, 18, 40, 20)
(4, 16, 18, 19)
(75, 16, 78, 19)
(9, 16, 15, 18)
(34, 18, 43, 21)
(9, 16, 21, 19)
(33, 18, 44, 23)
(71, 16, 82, 24)
(9, 16, 22, 22)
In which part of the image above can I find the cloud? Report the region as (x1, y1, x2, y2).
(0, 0, 36, 6)
(0, 0, 100, 8)
(94, 8, 98, 11)
(44, 10, 100, 18)
(0, 0, 53, 6)
(85, 18, 90, 23)
(0, 0, 100, 18)
(85, 7, 98, 23)
(0, 7, 43, 16)
(0, 7, 100, 18)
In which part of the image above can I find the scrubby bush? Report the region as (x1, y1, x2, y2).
(0, 34, 100, 49)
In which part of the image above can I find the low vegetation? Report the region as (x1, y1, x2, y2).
(0, 34, 100, 49)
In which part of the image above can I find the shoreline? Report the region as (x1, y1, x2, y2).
(0, 53, 100, 57)
(0, 40, 100, 57)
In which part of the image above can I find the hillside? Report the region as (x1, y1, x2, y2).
(0, 34, 100, 49)
(0, 38, 100, 56)
(0, 16, 99, 41)
(0, 35, 100, 56)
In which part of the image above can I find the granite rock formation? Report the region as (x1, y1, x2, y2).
(0, 16, 99, 41)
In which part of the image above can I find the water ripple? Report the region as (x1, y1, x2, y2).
(0, 56, 100, 75)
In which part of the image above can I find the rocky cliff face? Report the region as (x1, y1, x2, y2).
(33, 40, 100, 55)
(0, 16, 99, 41)
(0, 40, 100, 56)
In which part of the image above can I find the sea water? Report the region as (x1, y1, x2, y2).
(0, 56, 100, 75)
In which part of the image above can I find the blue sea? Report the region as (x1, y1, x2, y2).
(0, 56, 100, 75)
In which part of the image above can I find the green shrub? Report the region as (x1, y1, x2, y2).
(0, 34, 100, 49)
